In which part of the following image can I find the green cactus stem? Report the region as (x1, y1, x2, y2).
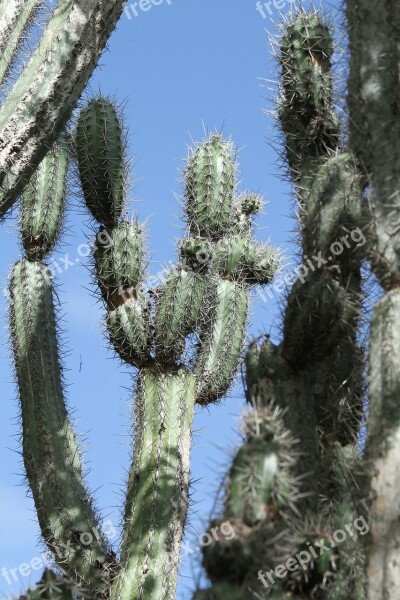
(21, 138, 69, 260)
(10, 259, 113, 590)
(154, 267, 208, 363)
(94, 222, 146, 303)
(77, 99, 126, 227)
(194, 278, 248, 404)
(107, 292, 152, 368)
(185, 134, 236, 240)
(113, 369, 195, 600)
(19, 570, 76, 600)
(0, 0, 126, 219)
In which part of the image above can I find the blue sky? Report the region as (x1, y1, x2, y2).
(0, 1, 343, 598)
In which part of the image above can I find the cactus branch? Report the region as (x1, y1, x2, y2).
(10, 260, 114, 591)
(0, 0, 43, 86)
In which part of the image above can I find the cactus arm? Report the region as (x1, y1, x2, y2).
(22, 138, 69, 260)
(112, 369, 195, 600)
(0, 0, 43, 87)
(10, 260, 113, 590)
(362, 292, 400, 598)
(185, 134, 236, 240)
(154, 268, 208, 363)
(18, 569, 76, 600)
(0, 0, 126, 219)
(194, 278, 248, 404)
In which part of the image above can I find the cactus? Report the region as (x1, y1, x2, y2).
(7, 88, 279, 598)
(18, 570, 76, 600)
(195, 10, 367, 599)
(347, 2, 400, 597)
(0, 0, 127, 219)
(5, 3, 400, 599)
(10, 141, 116, 596)
(73, 98, 279, 599)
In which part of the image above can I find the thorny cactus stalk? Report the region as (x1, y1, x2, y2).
(347, 2, 400, 598)
(0, 0, 127, 219)
(10, 140, 117, 597)
(195, 10, 368, 600)
(8, 91, 279, 598)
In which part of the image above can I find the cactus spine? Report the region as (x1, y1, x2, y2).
(0, 0, 127, 219)
(195, 11, 366, 599)
(71, 99, 279, 600)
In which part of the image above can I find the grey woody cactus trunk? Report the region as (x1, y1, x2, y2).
(73, 98, 278, 600)
(195, 11, 367, 600)
(347, 2, 400, 598)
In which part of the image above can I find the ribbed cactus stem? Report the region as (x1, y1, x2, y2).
(363, 291, 400, 598)
(77, 99, 126, 226)
(113, 369, 195, 600)
(0, 0, 126, 218)
(10, 260, 113, 590)
(22, 138, 69, 260)
(194, 279, 248, 404)
(154, 267, 208, 363)
(0, 0, 43, 86)
(347, 4, 400, 596)
(185, 134, 236, 240)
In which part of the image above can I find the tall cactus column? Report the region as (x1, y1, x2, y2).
(75, 99, 279, 600)
(194, 11, 366, 599)
(9, 140, 115, 595)
(347, 2, 400, 598)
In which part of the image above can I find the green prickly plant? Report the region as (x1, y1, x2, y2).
(195, 10, 367, 599)
(10, 140, 116, 597)
(72, 96, 279, 600)
(7, 93, 279, 597)
(0, 0, 127, 220)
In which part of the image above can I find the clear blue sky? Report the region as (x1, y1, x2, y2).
(0, 1, 342, 598)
